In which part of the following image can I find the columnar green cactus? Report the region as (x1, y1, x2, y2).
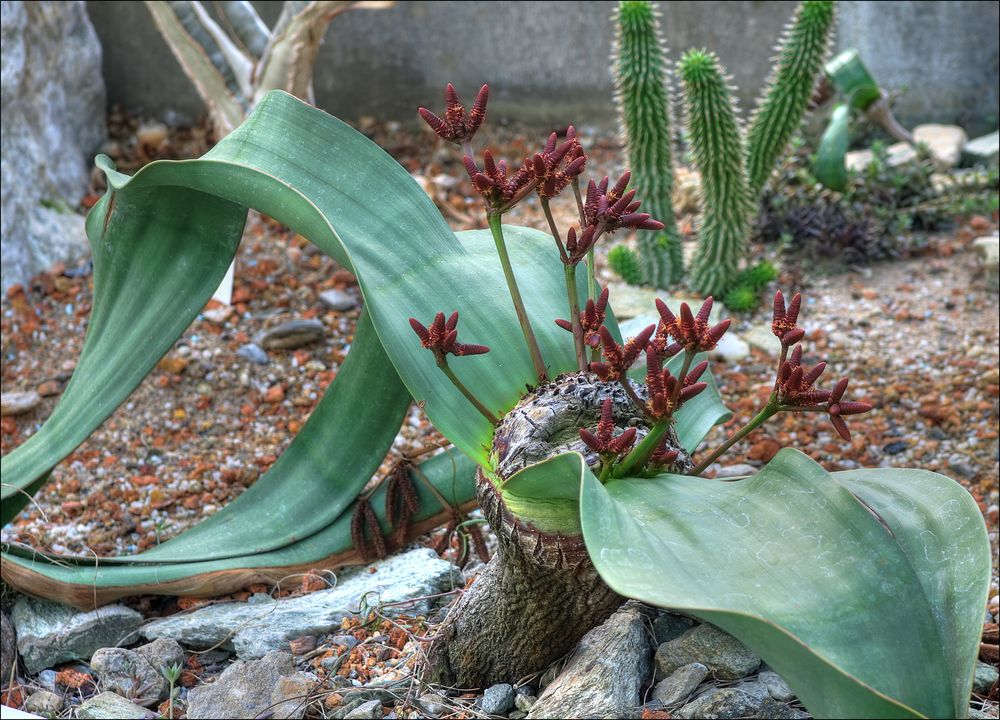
(745, 0, 836, 198)
(607, 244, 644, 285)
(680, 50, 753, 296)
(613, 1, 682, 288)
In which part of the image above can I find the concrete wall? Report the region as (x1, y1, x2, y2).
(87, 0, 999, 134)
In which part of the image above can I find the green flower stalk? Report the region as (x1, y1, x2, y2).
(613, 0, 682, 287)
(681, 50, 753, 296)
(744, 0, 836, 199)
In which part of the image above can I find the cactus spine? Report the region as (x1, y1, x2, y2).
(745, 0, 837, 198)
(681, 50, 754, 296)
(613, 1, 682, 288)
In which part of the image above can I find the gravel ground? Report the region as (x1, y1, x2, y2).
(2, 115, 997, 612)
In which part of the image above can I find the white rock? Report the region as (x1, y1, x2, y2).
(913, 124, 968, 169)
(0, 390, 42, 416)
(142, 549, 458, 658)
(744, 324, 780, 355)
(974, 234, 999, 290)
(845, 142, 917, 172)
(963, 130, 999, 167)
(78, 692, 157, 719)
(710, 332, 750, 363)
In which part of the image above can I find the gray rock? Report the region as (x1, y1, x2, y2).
(759, 669, 795, 702)
(652, 612, 696, 645)
(478, 683, 515, 715)
(652, 662, 708, 707)
(744, 324, 780, 355)
(528, 602, 654, 720)
(255, 319, 326, 350)
(0, 390, 42, 416)
(78, 691, 157, 719)
(319, 288, 359, 312)
(25, 689, 64, 714)
(330, 634, 360, 649)
(675, 687, 765, 719)
(734, 680, 770, 701)
(509, 712, 528, 720)
(1, 610, 17, 680)
(656, 624, 761, 681)
(90, 646, 166, 706)
(0, 0, 104, 292)
(186, 651, 315, 719)
(236, 342, 270, 365)
(963, 130, 1000, 167)
(974, 660, 999, 694)
(711, 332, 750, 363)
(757, 697, 810, 719)
(344, 699, 383, 719)
(417, 693, 449, 717)
(514, 692, 537, 712)
(913, 124, 967, 169)
(36, 668, 58, 692)
(715, 464, 757, 479)
(12, 597, 142, 674)
(143, 548, 457, 658)
(135, 637, 185, 675)
(973, 234, 999, 291)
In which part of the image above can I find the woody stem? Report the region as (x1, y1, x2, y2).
(487, 213, 547, 382)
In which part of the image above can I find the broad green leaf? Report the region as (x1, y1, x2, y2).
(815, 103, 850, 192)
(498, 454, 588, 535)
(1, 447, 476, 608)
(580, 448, 990, 719)
(87, 310, 410, 563)
(2, 91, 589, 521)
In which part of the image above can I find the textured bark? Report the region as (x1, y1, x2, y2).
(422, 373, 689, 687)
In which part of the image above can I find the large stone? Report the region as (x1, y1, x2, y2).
(25, 689, 64, 714)
(528, 602, 654, 720)
(255, 319, 326, 350)
(142, 549, 457, 658)
(185, 651, 316, 720)
(90, 646, 167, 706)
(0, 390, 42, 416)
(477, 683, 515, 715)
(135, 637, 185, 675)
(913, 124, 968, 169)
(675, 686, 765, 719)
(974, 660, 999, 694)
(319, 288, 359, 312)
(651, 662, 708, 707)
(1, 609, 17, 680)
(655, 623, 761, 681)
(1, 0, 104, 292)
(963, 131, 1000, 167)
(12, 597, 143, 674)
(78, 691, 157, 719)
(759, 668, 795, 702)
(973, 234, 999, 291)
(845, 143, 917, 172)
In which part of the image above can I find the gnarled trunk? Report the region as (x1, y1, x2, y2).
(422, 373, 691, 687)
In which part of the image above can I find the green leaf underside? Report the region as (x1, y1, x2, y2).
(579, 448, 990, 719)
(3, 448, 476, 590)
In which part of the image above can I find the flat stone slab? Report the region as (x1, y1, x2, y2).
(77, 692, 157, 719)
(963, 130, 999, 167)
(142, 548, 457, 658)
(12, 598, 142, 674)
(528, 602, 654, 720)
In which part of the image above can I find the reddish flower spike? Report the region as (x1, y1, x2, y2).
(654, 297, 730, 353)
(409, 311, 490, 364)
(418, 83, 489, 145)
(578, 398, 637, 456)
(772, 290, 803, 340)
(590, 324, 655, 382)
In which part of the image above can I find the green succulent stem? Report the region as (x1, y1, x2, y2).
(487, 213, 548, 382)
(681, 49, 754, 296)
(614, 0, 683, 287)
(613, 416, 673, 478)
(744, 0, 837, 199)
(438, 360, 500, 426)
(690, 403, 779, 476)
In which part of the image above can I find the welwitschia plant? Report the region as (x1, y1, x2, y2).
(0, 81, 988, 720)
